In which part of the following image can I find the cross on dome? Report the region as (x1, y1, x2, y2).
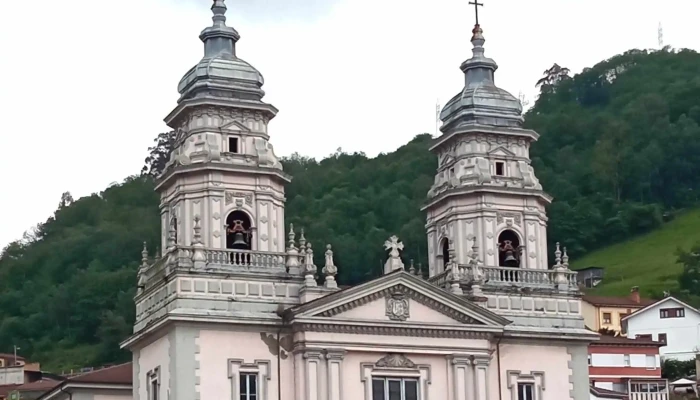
(469, 0, 484, 26)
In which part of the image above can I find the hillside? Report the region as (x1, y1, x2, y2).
(573, 209, 700, 298)
(3, 46, 700, 371)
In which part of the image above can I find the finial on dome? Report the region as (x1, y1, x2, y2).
(200, 0, 240, 58)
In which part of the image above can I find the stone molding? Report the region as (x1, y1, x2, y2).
(506, 370, 545, 400)
(360, 354, 432, 400)
(228, 359, 271, 400)
(316, 284, 480, 325)
(295, 322, 495, 339)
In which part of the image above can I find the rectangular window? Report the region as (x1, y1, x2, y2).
(658, 333, 667, 344)
(587, 355, 591, 366)
(229, 137, 239, 154)
(623, 354, 630, 367)
(371, 378, 418, 400)
(495, 162, 505, 176)
(660, 307, 685, 318)
(151, 380, 158, 400)
(240, 373, 258, 400)
(602, 313, 612, 324)
(646, 355, 656, 369)
(517, 383, 534, 400)
(148, 369, 160, 400)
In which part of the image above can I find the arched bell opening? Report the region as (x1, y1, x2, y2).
(441, 238, 450, 271)
(226, 210, 253, 251)
(498, 229, 522, 281)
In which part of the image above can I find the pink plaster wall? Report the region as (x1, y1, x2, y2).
(137, 336, 170, 400)
(198, 329, 294, 400)
(338, 297, 459, 324)
(497, 343, 572, 399)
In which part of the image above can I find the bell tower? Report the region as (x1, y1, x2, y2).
(156, 0, 288, 255)
(423, 23, 551, 278)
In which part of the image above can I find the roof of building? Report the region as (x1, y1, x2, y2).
(0, 385, 21, 398)
(621, 296, 700, 321)
(68, 363, 132, 385)
(590, 386, 628, 399)
(582, 294, 655, 308)
(592, 334, 663, 347)
(0, 354, 25, 361)
(36, 363, 132, 400)
(16, 379, 64, 392)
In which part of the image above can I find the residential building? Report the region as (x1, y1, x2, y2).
(576, 266, 605, 289)
(582, 288, 655, 333)
(37, 363, 132, 400)
(0, 354, 59, 400)
(588, 334, 668, 400)
(622, 296, 700, 361)
(123, 2, 596, 400)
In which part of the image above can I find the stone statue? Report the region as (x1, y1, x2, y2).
(383, 236, 405, 274)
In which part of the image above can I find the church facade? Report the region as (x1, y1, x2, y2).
(122, 2, 597, 400)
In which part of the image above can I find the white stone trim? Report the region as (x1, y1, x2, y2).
(228, 359, 271, 400)
(360, 354, 431, 400)
(304, 350, 324, 400)
(506, 370, 545, 400)
(146, 366, 160, 400)
(325, 351, 345, 400)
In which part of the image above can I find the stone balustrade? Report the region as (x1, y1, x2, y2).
(426, 265, 578, 292)
(203, 248, 286, 268)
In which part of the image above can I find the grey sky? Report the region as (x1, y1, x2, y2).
(0, 0, 698, 249)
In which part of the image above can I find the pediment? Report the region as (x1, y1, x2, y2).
(220, 120, 251, 133)
(487, 146, 515, 157)
(289, 271, 509, 328)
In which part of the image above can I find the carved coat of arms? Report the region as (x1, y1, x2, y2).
(386, 292, 410, 321)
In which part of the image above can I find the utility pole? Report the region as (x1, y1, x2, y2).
(13, 345, 20, 366)
(658, 22, 664, 49)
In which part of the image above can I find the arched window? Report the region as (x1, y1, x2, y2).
(441, 238, 450, 271)
(498, 230, 521, 268)
(226, 211, 253, 251)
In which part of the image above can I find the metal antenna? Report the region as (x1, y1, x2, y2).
(658, 22, 664, 48)
(435, 100, 441, 136)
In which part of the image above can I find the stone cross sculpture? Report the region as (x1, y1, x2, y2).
(384, 235, 405, 274)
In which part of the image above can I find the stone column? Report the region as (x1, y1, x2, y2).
(473, 356, 491, 400)
(326, 351, 345, 400)
(450, 356, 475, 400)
(304, 350, 323, 400)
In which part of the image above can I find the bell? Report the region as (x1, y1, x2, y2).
(232, 232, 248, 249)
(504, 251, 518, 268)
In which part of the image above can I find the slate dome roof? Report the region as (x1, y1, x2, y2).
(177, 0, 265, 103)
(440, 25, 524, 130)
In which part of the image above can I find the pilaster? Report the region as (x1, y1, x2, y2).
(325, 351, 346, 400)
(304, 350, 324, 400)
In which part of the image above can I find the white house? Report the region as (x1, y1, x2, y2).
(622, 296, 700, 361)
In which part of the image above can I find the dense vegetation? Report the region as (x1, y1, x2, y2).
(3, 47, 700, 371)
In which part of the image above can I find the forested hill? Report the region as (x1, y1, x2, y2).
(3, 47, 700, 371)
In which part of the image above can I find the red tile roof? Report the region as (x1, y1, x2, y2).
(0, 385, 21, 398)
(582, 294, 656, 308)
(16, 379, 62, 392)
(69, 363, 132, 385)
(593, 334, 663, 347)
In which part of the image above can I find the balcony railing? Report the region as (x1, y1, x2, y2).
(427, 264, 578, 291)
(204, 248, 286, 268)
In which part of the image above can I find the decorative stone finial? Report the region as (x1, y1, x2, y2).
(383, 236, 405, 274)
(468, 237, 485, 289)
(137, 241, 148, 294)
(141, 242, 149, 267)
(303, 241, 317, 287)
(408, 259, 416, 275)
(554, 242, 562, 266)
(417, 263, 423, 279)
(191, 216, 206, 269)
(322, 244, 338, 289)
(298, 228, 307, 256)
(286, 224, 300, 270)
(167, 216, 177, 249)
(562, 247, 570, 269)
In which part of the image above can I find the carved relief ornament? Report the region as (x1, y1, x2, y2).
(497, 212, 522, 227)
(385, 292, 410, 321)
(375, 353, 416, 369)
(225, 191, 253, 207)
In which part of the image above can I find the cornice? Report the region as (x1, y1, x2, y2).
(314, 284, 481, 325)
(431, 125, 539, 152)
(164, 97, 279, 127)
(155, 162, 292, 191)
(295, 321, 498, 340)
(421, 186, 552, 211)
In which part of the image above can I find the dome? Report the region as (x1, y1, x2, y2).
(440, 25, 524, 130)
(176, 0, 266, 103)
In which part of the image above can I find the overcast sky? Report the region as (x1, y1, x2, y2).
(0, 0, 698, 248)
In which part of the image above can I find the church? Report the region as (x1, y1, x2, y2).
(122, 1, 597, 400)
